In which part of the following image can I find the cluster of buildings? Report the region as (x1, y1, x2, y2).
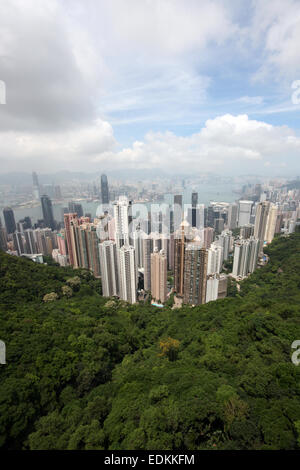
(1, 175, 299, 307)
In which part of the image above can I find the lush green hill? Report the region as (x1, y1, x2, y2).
(1, 234, 300, 450)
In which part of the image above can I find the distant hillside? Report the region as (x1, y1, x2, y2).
(0, 234, 300, 450)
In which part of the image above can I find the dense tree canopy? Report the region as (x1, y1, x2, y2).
(0, 234, 300, 450)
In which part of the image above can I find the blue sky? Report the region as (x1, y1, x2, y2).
(0, 0, 300, 176)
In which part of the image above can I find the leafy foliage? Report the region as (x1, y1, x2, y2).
(1, 234, 300, 450)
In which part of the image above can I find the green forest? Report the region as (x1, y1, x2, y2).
(1, 233, 300, 450)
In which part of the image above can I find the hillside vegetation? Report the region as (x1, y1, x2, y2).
(0, 234, 300, 450)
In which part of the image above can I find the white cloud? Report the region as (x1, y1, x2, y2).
(90, 114, 300, 174)
(251, 0, 300, 81)
(0, 119, 116, 171)
(0, 0, 300, 178)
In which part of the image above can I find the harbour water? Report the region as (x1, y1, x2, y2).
(1, 183, 239, 225)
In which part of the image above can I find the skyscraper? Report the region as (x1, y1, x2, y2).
(201, 227, 214, 249)
(13, 232, 25, 255)
(3, 207, 16, 234)
(206, 274, 220, 303)
(240, 224, 254, 239)
(24, 229, 37, 254)
(32, 171, 40, 200)
(174, 222, 186, 296)
(191, 192, 198, 227)
(218, 229, 233, 261)
(113, 196, 133, 248)
(238, 200, 253, 227)
(232, 237, 259, 278)
(265, 204, 277, 244)
(151, 248, 167, 303)
(228, 203, 238, 229)
(66, 219, 101, 276)
(207, 242, 223, 275)
(85, 225, 101, 277)
(41, 195, 55, 230)
(173, 194, 183, 232)
(132, 228, 146, 269)
(143, 236, 154, 291)
(99, 240, 119, 297)
(64, 213, 79, 266)
(0, 224, 7, 251)
(68, 202, 83, 218)
(118, 245, 137, 304)
(101, 174, 109, 205)
(214, 218, 224, 234)
(183, 244, 208, 305)
(254, 201, 270, 254)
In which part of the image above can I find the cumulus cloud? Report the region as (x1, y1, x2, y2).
(91, 114, 300, 174)
(0, 120, 116, 172)
(0, 0, 105, 132)
(250, 0, 300, 81)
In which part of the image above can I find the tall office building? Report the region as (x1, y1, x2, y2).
(24, 229, 37, 254)
(275, 212, 283, 234)
(18, 217, 32, 231)
(187, 199, 204, 230)
(118, 245, 137, 304)
(32, 171, 40, 200)
(68, 221, 101, 277)
(87, 225, 102, 278)
(238, 200, 253, 227)
(228, 203, 238, 230)
(56, 232, 67, 256)
(214, 218, 224, 234)
(174, 222, 187, 296)
(254, 201, 270, 254)
(206, 273, 228, 303)
(41, 195, 55, 230)
(13, 232, 25, 255)
(191, 192, 198, 227)
(218, 274, 228, 299)
(33, 228, 56, 255)
(132, 228, 146, 269)
(113, 196, 132, 248)
(0, 225, 7, 251)
(218, 229, 233, 262)
(3, 207, 16, 234)
(207, 242, 223, 275)
(101, 174, 109, 204)
(265, 204, 278, 244)
(143, 236, 154, 291)
(99, 241, 119, 297)
(201, 227, 214, 249)
(168, 233, 175, 271)
(183, 244, 208, 305)
(232, 237, 259, 278)
(206, 274, 220, 303)
(173, 194, 183, 232)
(68, 202, 83, 218)
(240, 224, 254, 239)
(151, 248, 167, 303)
(64, 213, 79, 266)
